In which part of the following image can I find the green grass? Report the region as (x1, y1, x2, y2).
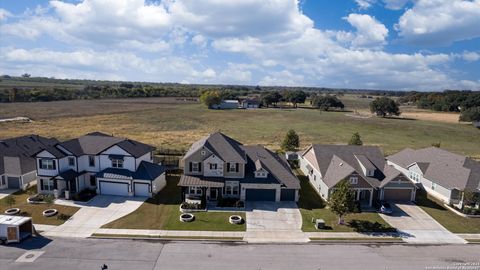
(102, 173, 246, 231)
(0, 186, 80, 225)
(415, 191, 480, 233)
(297, 171, 395, 233)
(1, 98, 479, 158)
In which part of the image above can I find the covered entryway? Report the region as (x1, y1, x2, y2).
(99, 181, 129, 196)
(133, 183, 150, 197)
(280, 189, 296, 201)
(384, 188, 413, 201)
(7, 177, 20, 189)
(246, 189, 276, 201)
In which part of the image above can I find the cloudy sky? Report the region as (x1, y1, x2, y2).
(0, 0, 479, 91)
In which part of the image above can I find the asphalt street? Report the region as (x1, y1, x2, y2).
(1, 237, 479, 270)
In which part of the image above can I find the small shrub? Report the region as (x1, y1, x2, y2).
(56, 213, 71, 221)
(44, 195, 54, 205)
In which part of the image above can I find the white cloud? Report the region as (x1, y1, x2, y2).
(462, 51, 480, 62)
(355, 0, 376, 9)
(344, 14, 389, 48)
(260, 70, 304, 86)
(0, 8, 12, 21)
(383, 0, 410, 10)
(396, 0, 480, 45)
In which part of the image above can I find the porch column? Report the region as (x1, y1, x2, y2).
(369, 189, 373, 207)
(356, 189, 360, 201)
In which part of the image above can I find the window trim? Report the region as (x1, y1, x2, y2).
(40, 159, 55, 170)
(349, 176, 358, 185)
(111, 158, 124, 168)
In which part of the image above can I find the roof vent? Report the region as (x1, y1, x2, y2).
(339, 162, 343, 166)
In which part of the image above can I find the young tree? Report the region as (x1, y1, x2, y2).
(281, 129, 300, 151)
(369, 97, 401, 117)
(200, 90, 222, 108)
(4, 196, 16, 208)
(328, 180, 356, 225)
(312, 95, 345, 111)
(348, 132, 363, 145)
(285, 90, 307, 108)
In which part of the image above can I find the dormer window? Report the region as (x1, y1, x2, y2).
(227, 163, 238, 173)
(209, 163, 218, 170)
(367, 169, 375, 177)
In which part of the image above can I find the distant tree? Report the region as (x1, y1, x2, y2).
(281, 129, 300, 152)
(262, 91, 282, 108)
(312, 95, 345, 111)
(21, 73, 31, 78)
(200, 90, 222, 108)
(9, 88, 18, 102)
(285, 90, 307, 108)
(369, 97, 401, 117)
(459, 107, 480, 122)
(348, 132, 363, 146)
(431, 142, 441, 148)
(328, 180, 356, 225)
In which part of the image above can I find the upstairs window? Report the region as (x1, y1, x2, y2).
(111, 159, 124, 168)
(190, 162, 201, 172)
(209, 163, 218, 170)
(349, 176, 358, 185)
(227, 163, 238, 173)
(39, 159, 56, 170)
(88, 156, 95, 167)
(68, 157, 75, 166)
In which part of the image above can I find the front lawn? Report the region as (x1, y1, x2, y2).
(103, 172, 246, 231)
(416, 191, 480, 233)
(297, 171, 395, 232)
(0, 186, 80, 225)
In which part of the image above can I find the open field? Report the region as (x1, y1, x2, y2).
(103, 173, 246, 231)
(0, 186, 79, 225)
(1, 97, 479, 157)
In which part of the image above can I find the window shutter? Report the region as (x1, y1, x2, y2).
(52, 160, 57, 170)
(38, 159, 42, 169)
(198, 162, 202, 172)
(53, 180, 58, 189)
(235, 163, 239, 172)
(227, 163, 230, 172)
(189, 162, 192, 172)
(40, 179, 44, 188)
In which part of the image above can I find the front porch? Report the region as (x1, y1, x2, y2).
(39, 170, 95, 201)
(353, 188, 374, 208)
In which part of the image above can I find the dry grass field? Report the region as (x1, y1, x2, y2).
(1, 96, 479, 158)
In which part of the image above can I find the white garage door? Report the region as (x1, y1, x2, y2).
(99, 181, 129, 196)
(134, 183, 150, 197)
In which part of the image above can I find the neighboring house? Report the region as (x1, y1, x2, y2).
(240, 98, 260, 109)
(34, 132, 166, 198)
(299, 145, 416, 207)
(212, 100, 239, 109)
(0, 135, 58, 191)
(387, 147, 480, 206)
(179, 132, 300, 202)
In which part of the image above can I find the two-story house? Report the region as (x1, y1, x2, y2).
(387, 147, 480, 207)
(179, 132, 300, 202)
(35, 132, 166, 198)
(299, 144, 416, 207)
(0, 135, 59, 191)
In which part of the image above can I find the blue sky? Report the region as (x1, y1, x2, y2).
(0, 0, 479, 91)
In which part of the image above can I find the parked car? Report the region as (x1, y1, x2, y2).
(378, 201, 393, 215)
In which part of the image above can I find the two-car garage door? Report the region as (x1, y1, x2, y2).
(245, 189, 276, 201)
(99, 181, 129, 196)
(383, 188, 413, 201)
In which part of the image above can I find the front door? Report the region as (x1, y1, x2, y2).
(210, 188, 218, 200)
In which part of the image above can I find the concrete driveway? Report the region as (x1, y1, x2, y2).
(380, 203, 466, 244)
(40, 195, 146, 238)
(243, 202, 308, 243)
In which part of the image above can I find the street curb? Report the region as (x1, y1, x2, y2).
(88, 235, 247, 243)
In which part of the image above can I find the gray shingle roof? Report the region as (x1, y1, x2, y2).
(302, 144, 402, 188)
(58, 133, 154, 158)
(387, 147, 480, 190)
(183, 132, 246, 163)
(0, 135, 59, 175)
(97, 161, 165, 181)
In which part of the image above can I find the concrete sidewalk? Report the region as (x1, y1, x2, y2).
(94, 228, 245, 239)
(306, 232, 400, 239)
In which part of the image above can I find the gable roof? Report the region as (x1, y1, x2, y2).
(0, 135, 59, 174)
(183, 132, 246, 163)
(57, 133, 154, 158)
(301, 144, 398, 188)
(242, 145, 300, 189)
(387, 147, 480, 190)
